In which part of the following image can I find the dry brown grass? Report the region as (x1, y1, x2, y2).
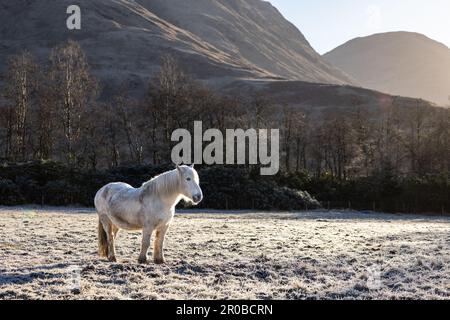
(0, 207, 449, 300)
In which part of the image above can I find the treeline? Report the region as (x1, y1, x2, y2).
(0, 40, 449, 213)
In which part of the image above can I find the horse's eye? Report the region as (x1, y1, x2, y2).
(186, 178, 191, 181)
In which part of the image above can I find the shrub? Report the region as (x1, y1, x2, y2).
(0, 179, 24, 205)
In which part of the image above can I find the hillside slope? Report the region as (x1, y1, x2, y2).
(324, 32, 450, 106)
(139, 0, 353, 84)
(0, 0, 352, 97)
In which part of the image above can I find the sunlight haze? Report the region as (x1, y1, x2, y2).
(269, 0, 450, 54)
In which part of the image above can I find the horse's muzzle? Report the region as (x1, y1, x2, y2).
(193, 194, 203, 204)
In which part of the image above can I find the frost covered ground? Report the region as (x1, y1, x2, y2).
(0, 207, 449, 300)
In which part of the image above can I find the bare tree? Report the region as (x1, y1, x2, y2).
(2, 52, 39, 161)
(102, 102, 121, 168)
(401, 101, 431, 175)
(35, 82, 56, 160)
(115, 92, 145, 165)
(147, 54, 189, 162)
(350, 106, 374, 176)
(48, 40, 97, 164)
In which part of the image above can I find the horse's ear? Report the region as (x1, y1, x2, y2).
(190, 164, 195, 169)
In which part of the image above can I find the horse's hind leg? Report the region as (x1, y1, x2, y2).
(100, 216, 117, 262)
(112, 224, 120, 240)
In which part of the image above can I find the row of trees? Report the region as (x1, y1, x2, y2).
(0, 41, 97, 165)
(290, 104, 450, 180)
(1, 40, 449, 183)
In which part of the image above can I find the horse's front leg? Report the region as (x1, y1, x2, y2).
(154, 224, 170, 264)
(138, 226, 154, 264)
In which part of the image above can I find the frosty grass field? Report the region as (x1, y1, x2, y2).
(0, 207, 449, 300)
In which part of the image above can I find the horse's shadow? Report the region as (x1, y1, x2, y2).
(0, 263, 71, 286)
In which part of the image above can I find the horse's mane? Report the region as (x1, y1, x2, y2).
(140, 169, 180, 200)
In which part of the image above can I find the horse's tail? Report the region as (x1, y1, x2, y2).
(98, 219, 108, 257)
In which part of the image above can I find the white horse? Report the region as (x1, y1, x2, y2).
(94, 165, 203, 264)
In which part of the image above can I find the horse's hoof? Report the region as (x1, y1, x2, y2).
(138, 257, 147, 264)
(108, 256, 117, 262)
(154, 258, 165, 265)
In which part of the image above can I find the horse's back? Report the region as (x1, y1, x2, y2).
(95, 182, 143, 230)
(95, 182, 134, 212)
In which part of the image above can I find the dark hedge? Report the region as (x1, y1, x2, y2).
(0, 161, 321, 210)
(1, 161, 448, 214)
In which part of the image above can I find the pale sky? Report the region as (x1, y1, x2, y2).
(269, 0, 450, 54)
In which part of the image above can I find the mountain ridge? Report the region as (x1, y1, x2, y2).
(324, 31, 450, 106)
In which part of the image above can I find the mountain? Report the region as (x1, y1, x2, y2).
(324, 32, 450, 106)
(138, 0, 352, 84)
(0, 0, 352, 97)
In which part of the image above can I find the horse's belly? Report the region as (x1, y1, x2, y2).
(108, 201, 144, 230)
(109, 214, 142, 231)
